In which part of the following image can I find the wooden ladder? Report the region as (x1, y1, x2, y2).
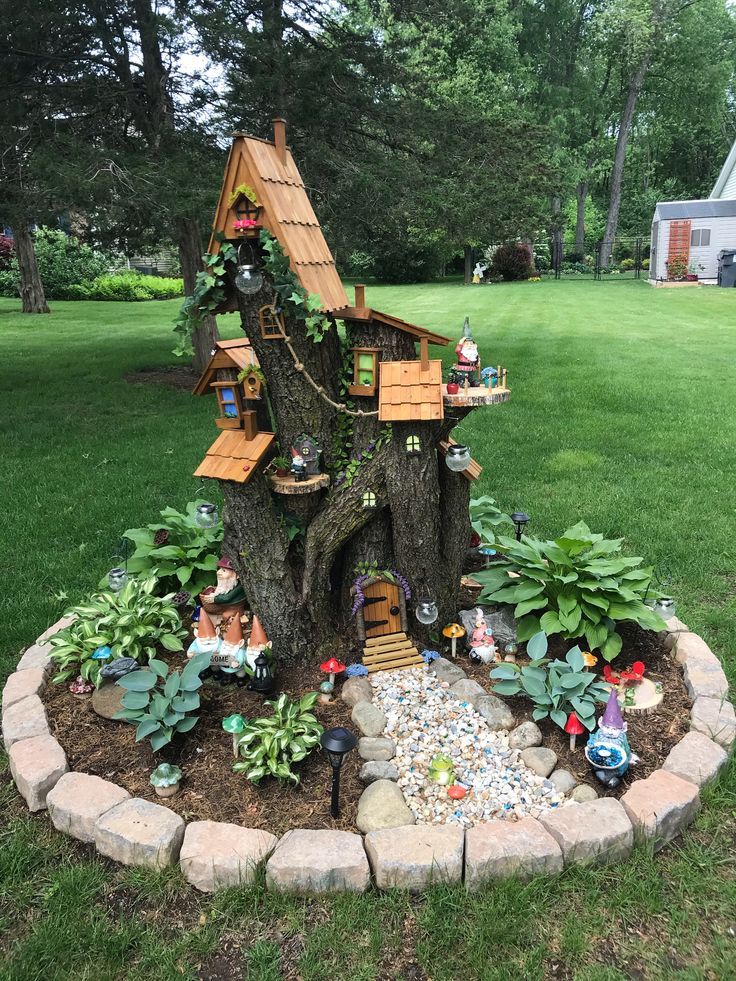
(362, 632, 424, 673)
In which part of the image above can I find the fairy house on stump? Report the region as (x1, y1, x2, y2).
(192, 118, 509, 665)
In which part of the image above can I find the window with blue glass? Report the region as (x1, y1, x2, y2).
(215, 384, 241, 421)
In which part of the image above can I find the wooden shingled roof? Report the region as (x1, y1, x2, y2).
(336, 307, 451, 347)
(208, 120, 348, 313)
(194, 430, 275, 484)
(378, 360, 444, 422)
(192, 338, 259, 396)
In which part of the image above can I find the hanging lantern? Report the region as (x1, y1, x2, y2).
(107, 567, 128, 592)
(247, 652, 274, 695)
(653, 596, 676, 619)
(235, 263, 263, 295)
(445, 444, 471, 472)
(415, 597, 438, 625)
(195, 502, 219, 528)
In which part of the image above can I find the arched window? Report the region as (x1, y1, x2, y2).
(362, 490, 378, 509)
(405, 434, 421, 456)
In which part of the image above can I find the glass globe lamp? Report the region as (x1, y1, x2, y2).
(416, 598, 439, 625)
(445, 444, 471, 472)
(234, 263, 263, 295)
(108, 567, 128, 592)
(195, 502, 218, 528)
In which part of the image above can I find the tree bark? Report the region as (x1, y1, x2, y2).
(13, 224, 49, 313)
(574, 181, 588, 256)
(463, 246, 473, 285)
(600, 54, 650, 267)
(177, 217, 219, 374)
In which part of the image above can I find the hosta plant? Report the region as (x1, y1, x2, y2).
(233, 691, 323, 784)
(101, 500, 223, 597)
(474, 521, 666, 660)
(490, 631, 611, 731)
(469, 495, 512, 546)
(49, 578, 187, 686)
(114, 652, 210, 751)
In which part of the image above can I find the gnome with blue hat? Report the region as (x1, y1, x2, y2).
(584, 689, 636, 788)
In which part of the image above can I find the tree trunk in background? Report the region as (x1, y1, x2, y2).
(600, 55, 650, 267)
(551, 196, 563, 273)
(14, 224, 49, 313)
(464, 246, 473, 284)
(177, 217, 219, 374)
(575, 181, 587, 256)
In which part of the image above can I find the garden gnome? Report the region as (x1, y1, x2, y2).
(290, 451, 308, 482)
(187, 608, 221, 678)
(213, 557, 246, 607)
(584, 690, 633, 788)
(468, 607, 497, 664)
(454, 318, 480, 386)
(245, 614, 270, 673)
(219, 614, 248, 685)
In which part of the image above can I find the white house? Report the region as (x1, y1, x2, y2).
(649, 136, 736, 284)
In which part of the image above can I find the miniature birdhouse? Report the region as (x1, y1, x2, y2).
(242, 369, 262, 399)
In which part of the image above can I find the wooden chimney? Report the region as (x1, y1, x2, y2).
(273, 118, 287, 165)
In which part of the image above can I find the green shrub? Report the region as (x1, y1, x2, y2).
(114, 652, 209, 751)
(642, 258, 650, 270)
(0, 228, 114, 299)
(49, 578, 187, 685)
(469, 495, 512, 546)
(110, 500, 223, 597)
(234, 692, 324, 784)
(473, 520, 666, 660)
(67, 271, 183, 301)
(619, 258, 635, 271)
(490, 631, 611, 730)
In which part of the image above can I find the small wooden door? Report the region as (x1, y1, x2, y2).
(362, 580, 403, 638)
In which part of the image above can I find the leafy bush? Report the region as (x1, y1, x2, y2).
(233, 692, 324, 784)
(474, 521, 666, 660)
(469, 495, 512, 546)
(490, 242, 534, 281)
(667, 253, 688, 280)
(113, 501, 223, 597)
(49, 578, 187, 685)
(642, 258, 650, 270)
(619, 258, 635, 271)
(0, 228, 114, 299)
(66, 271, 183, 301)
(0, 235, 13, 268)
(114, 652, 209, 751)
(490, 631, 610, 730)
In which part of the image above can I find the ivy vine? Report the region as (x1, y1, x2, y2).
(173, 240, 237, 357)
(259, 230, 332, 343)
(333, 425, 393, 490)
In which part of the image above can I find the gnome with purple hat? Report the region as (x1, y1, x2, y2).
(584, 689, 634, 788)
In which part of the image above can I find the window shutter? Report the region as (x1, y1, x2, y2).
(668, 220, 691, 262)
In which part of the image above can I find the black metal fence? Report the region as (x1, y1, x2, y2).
(480, 236, 650, 282)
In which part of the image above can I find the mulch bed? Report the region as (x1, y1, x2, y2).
(44, 619, 688, 833)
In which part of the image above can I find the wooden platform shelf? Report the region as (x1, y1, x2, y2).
(362, 632, 424, 673)
(268, 473, 330, 495)
(443, 385, 511, 408)
(620, 678, 664, 715)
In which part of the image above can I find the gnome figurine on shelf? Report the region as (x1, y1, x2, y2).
(187, 608, 220, 677)
(218, 614, 248, 686)
(584, 690, 635, 788)
(453, 317, 481, 388)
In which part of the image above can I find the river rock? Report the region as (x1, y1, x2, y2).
(520, 747, 558, 778)
(92, 681, 126, 720)
(475, 694, 515, 731)
(358, 736, 396, 761)
(351, 700, 387, 737)
(509, 721, 543, 750)
(450, 679, 486, 707)
(549, 769, 577, 794)
(356, 780, 415, 833)
(430, 658, 467, 685)
(341, 677, 373, 707)
(359, 761, 399, 784)
(571, 784, 598, 803)
(483, 605, 517, 646)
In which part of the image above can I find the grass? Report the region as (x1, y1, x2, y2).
(1, 280, 735, 979)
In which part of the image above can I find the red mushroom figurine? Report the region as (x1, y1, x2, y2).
(320, 657, 346, 686)
(564, 712, 585, 751)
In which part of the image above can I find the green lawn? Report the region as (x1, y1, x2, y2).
(1, 281, 735, 980)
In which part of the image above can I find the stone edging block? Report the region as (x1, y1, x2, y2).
(4, 617, 733, 893)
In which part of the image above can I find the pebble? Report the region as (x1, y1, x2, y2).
(370, 667, 565, 828)
(509, 721, 543, 750)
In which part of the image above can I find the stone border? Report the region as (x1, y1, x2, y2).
(1, 615, 732, 893)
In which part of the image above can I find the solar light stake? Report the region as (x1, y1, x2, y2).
(321, 727, 357, 818)
(510, 511, 530, 542)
